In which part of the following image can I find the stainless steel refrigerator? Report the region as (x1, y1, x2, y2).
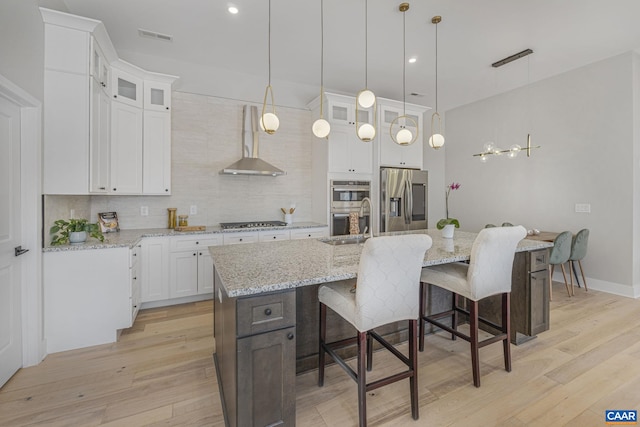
(380, 168, 428, 232)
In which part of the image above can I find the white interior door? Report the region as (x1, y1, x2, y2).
(0, 94, 23, 387)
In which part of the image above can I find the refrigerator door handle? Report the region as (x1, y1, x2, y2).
(404, 178, 412, 224)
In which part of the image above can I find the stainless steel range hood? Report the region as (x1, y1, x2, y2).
(220, 105, 285, 176)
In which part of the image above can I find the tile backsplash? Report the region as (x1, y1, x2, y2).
(44, 92, 314, 231)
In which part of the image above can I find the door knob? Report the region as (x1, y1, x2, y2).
(15, 246, 29, 257)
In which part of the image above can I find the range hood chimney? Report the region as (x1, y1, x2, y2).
(220, 105, 286, 176)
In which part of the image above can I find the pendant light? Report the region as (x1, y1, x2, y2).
(356, 0, 376, 142)
(260, 0, 279, 134)
(312, 0, 330, 138)
(428, 16, 445, 149)
(391, 3, 418, 146)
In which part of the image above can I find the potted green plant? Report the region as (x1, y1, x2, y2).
(50, 218, 104, 246)
(437, 182, 461, 238)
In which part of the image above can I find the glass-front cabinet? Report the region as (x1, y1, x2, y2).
(111, 66, 143, 108)
(144, 80, 172, 111)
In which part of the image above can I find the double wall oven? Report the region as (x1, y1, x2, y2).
(330, 180, 371, 236)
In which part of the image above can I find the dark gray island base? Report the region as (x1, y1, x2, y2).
(211, 230, 553, 427)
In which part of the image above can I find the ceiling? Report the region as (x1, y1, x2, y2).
(38, 0, 640, 112)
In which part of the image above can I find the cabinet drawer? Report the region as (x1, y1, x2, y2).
(290, 228, 328, 240)
(258, 230, 291, 242)
(237, 291, 296, 337)
(223, 232, 258, 245)
(530, 249, 549, 272)
(170, 235, 223, 252)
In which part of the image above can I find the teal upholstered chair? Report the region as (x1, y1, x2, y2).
(501, 222, 514, 227)
(485, 224, 496, 228)
(569, 229, 589, 292)
(548, 231, 573, 300)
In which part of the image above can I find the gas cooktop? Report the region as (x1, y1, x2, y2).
(220, 221, 287, 230)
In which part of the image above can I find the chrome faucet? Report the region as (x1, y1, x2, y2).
(359, 197, 374, 240)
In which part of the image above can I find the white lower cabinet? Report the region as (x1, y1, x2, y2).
(223, 232, 259, 245)
(259, 230, 291, 242)
(169, 235, 222, 298)
(140, 237, 170, 303)
(291, 227, 329, 240)
(130, 243, 141, 324)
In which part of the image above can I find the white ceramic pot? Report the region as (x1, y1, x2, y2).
(441, 224, 455, 239)
(284, 213, 293, 225)
(69, 231, 87, 244)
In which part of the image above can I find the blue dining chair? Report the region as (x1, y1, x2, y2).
(548, 231, 573, 300)
(569, 229, 589, 293)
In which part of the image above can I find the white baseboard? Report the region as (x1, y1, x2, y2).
(552, 272, 639, 298)
(140, 293, 213, 310)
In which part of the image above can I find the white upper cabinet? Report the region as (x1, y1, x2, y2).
(308, 92, 374, 176)
(144, 79, 172, 111)
(378, 102, 427, 170)
(90, 36, 110, 94)
(111, 66, 143, 108)
(41, 8, 178, 196)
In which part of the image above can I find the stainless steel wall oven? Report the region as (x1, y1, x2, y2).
(330, 180, 371, 236)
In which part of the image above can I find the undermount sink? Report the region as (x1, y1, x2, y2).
(320, 237, 367, 246)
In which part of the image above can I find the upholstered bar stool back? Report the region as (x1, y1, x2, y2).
(569, 228, 590, 292)
(548, 231, 573, 299)
(419, 225, 526, 387)
(318, 234, 432, 427)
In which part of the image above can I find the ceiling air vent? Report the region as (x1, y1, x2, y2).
(138, 29, 173, 42)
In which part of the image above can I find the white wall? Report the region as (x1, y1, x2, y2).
(0, 0, 44, 102)
(445, 53, 637, 297)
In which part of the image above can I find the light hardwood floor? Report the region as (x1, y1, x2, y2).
(1, 285, 639, 426)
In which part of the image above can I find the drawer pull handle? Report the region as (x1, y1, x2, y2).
(193, 253, 197, 256)
(264, 308, 272, 316)
(239, 238, 243, 242)
(287, 332, 294, 340)
(273, 236, 276, 239)
(196, 241, 199, 244)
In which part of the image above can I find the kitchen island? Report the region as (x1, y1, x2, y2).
(210, 229, 552, 427)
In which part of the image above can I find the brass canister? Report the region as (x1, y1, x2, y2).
(167, 208, 177, 229)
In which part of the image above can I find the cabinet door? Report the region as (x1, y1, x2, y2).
(143, 110, 171, 195)
(90, 79, 110, 193)
(90, 37, 109, 93)
(328, 99, 354, 125)
(130, 260, 141, 326)
(529, 270, 550, 335)
(348, 137, 373, 174)
(237, 327, 296, 427)
(327, 125, 352, 173)
(144, 80, 172, 111)
(43, 70, 90, 195)
(111, 68, 143, 108)
(198, 251, 214, 294)
(290, 227, 329, 239)
(111, 101, 143, 194)
(141, 238, 170, 302)
(169, 251, 199, 298)
(379, 106, 423, 169)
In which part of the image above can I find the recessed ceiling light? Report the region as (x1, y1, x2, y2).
(228, 6, 239, 14)
(408, 57, 417, 64)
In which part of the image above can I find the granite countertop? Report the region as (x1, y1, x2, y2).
(42, 222, 328, 252)
(210, 229, 554, 298)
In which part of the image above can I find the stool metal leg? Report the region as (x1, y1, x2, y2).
(502, 293, 512, 372)
(469, 300, 480, 388)
(408, 319, 419, 420)
(357, 331, 367, 427)
(451, 293, 459, 341)
(318, 302, 326, 387)
(418, 282, 426, 352)
(366, 332, 373, 372)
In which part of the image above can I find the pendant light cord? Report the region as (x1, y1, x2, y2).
(268, 0, 272, 86)
(434, 20, 438, 113)
(364, 0, 368, 88)
(402, 9, 406, 115)
(320, 0, 324, 89)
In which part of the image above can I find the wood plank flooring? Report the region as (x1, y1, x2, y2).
(1, 284, 639, 426)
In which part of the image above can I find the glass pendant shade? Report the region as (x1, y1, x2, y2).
(357, 123, 376, 141)
(312, 118, 331, 138)
(260, 112, 279, 134)
(429, 133, 445, 149)
(396, 128, 413, 145)
(357, 89, 376, 108)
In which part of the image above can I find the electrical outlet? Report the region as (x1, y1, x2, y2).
(141, 206, 149, 216)
(575, 203, 591, 213)
(190, 205, 197, 215)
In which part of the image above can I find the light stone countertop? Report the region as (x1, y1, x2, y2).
(42, 222, 327, 252)
(209, 229, 554, 298)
